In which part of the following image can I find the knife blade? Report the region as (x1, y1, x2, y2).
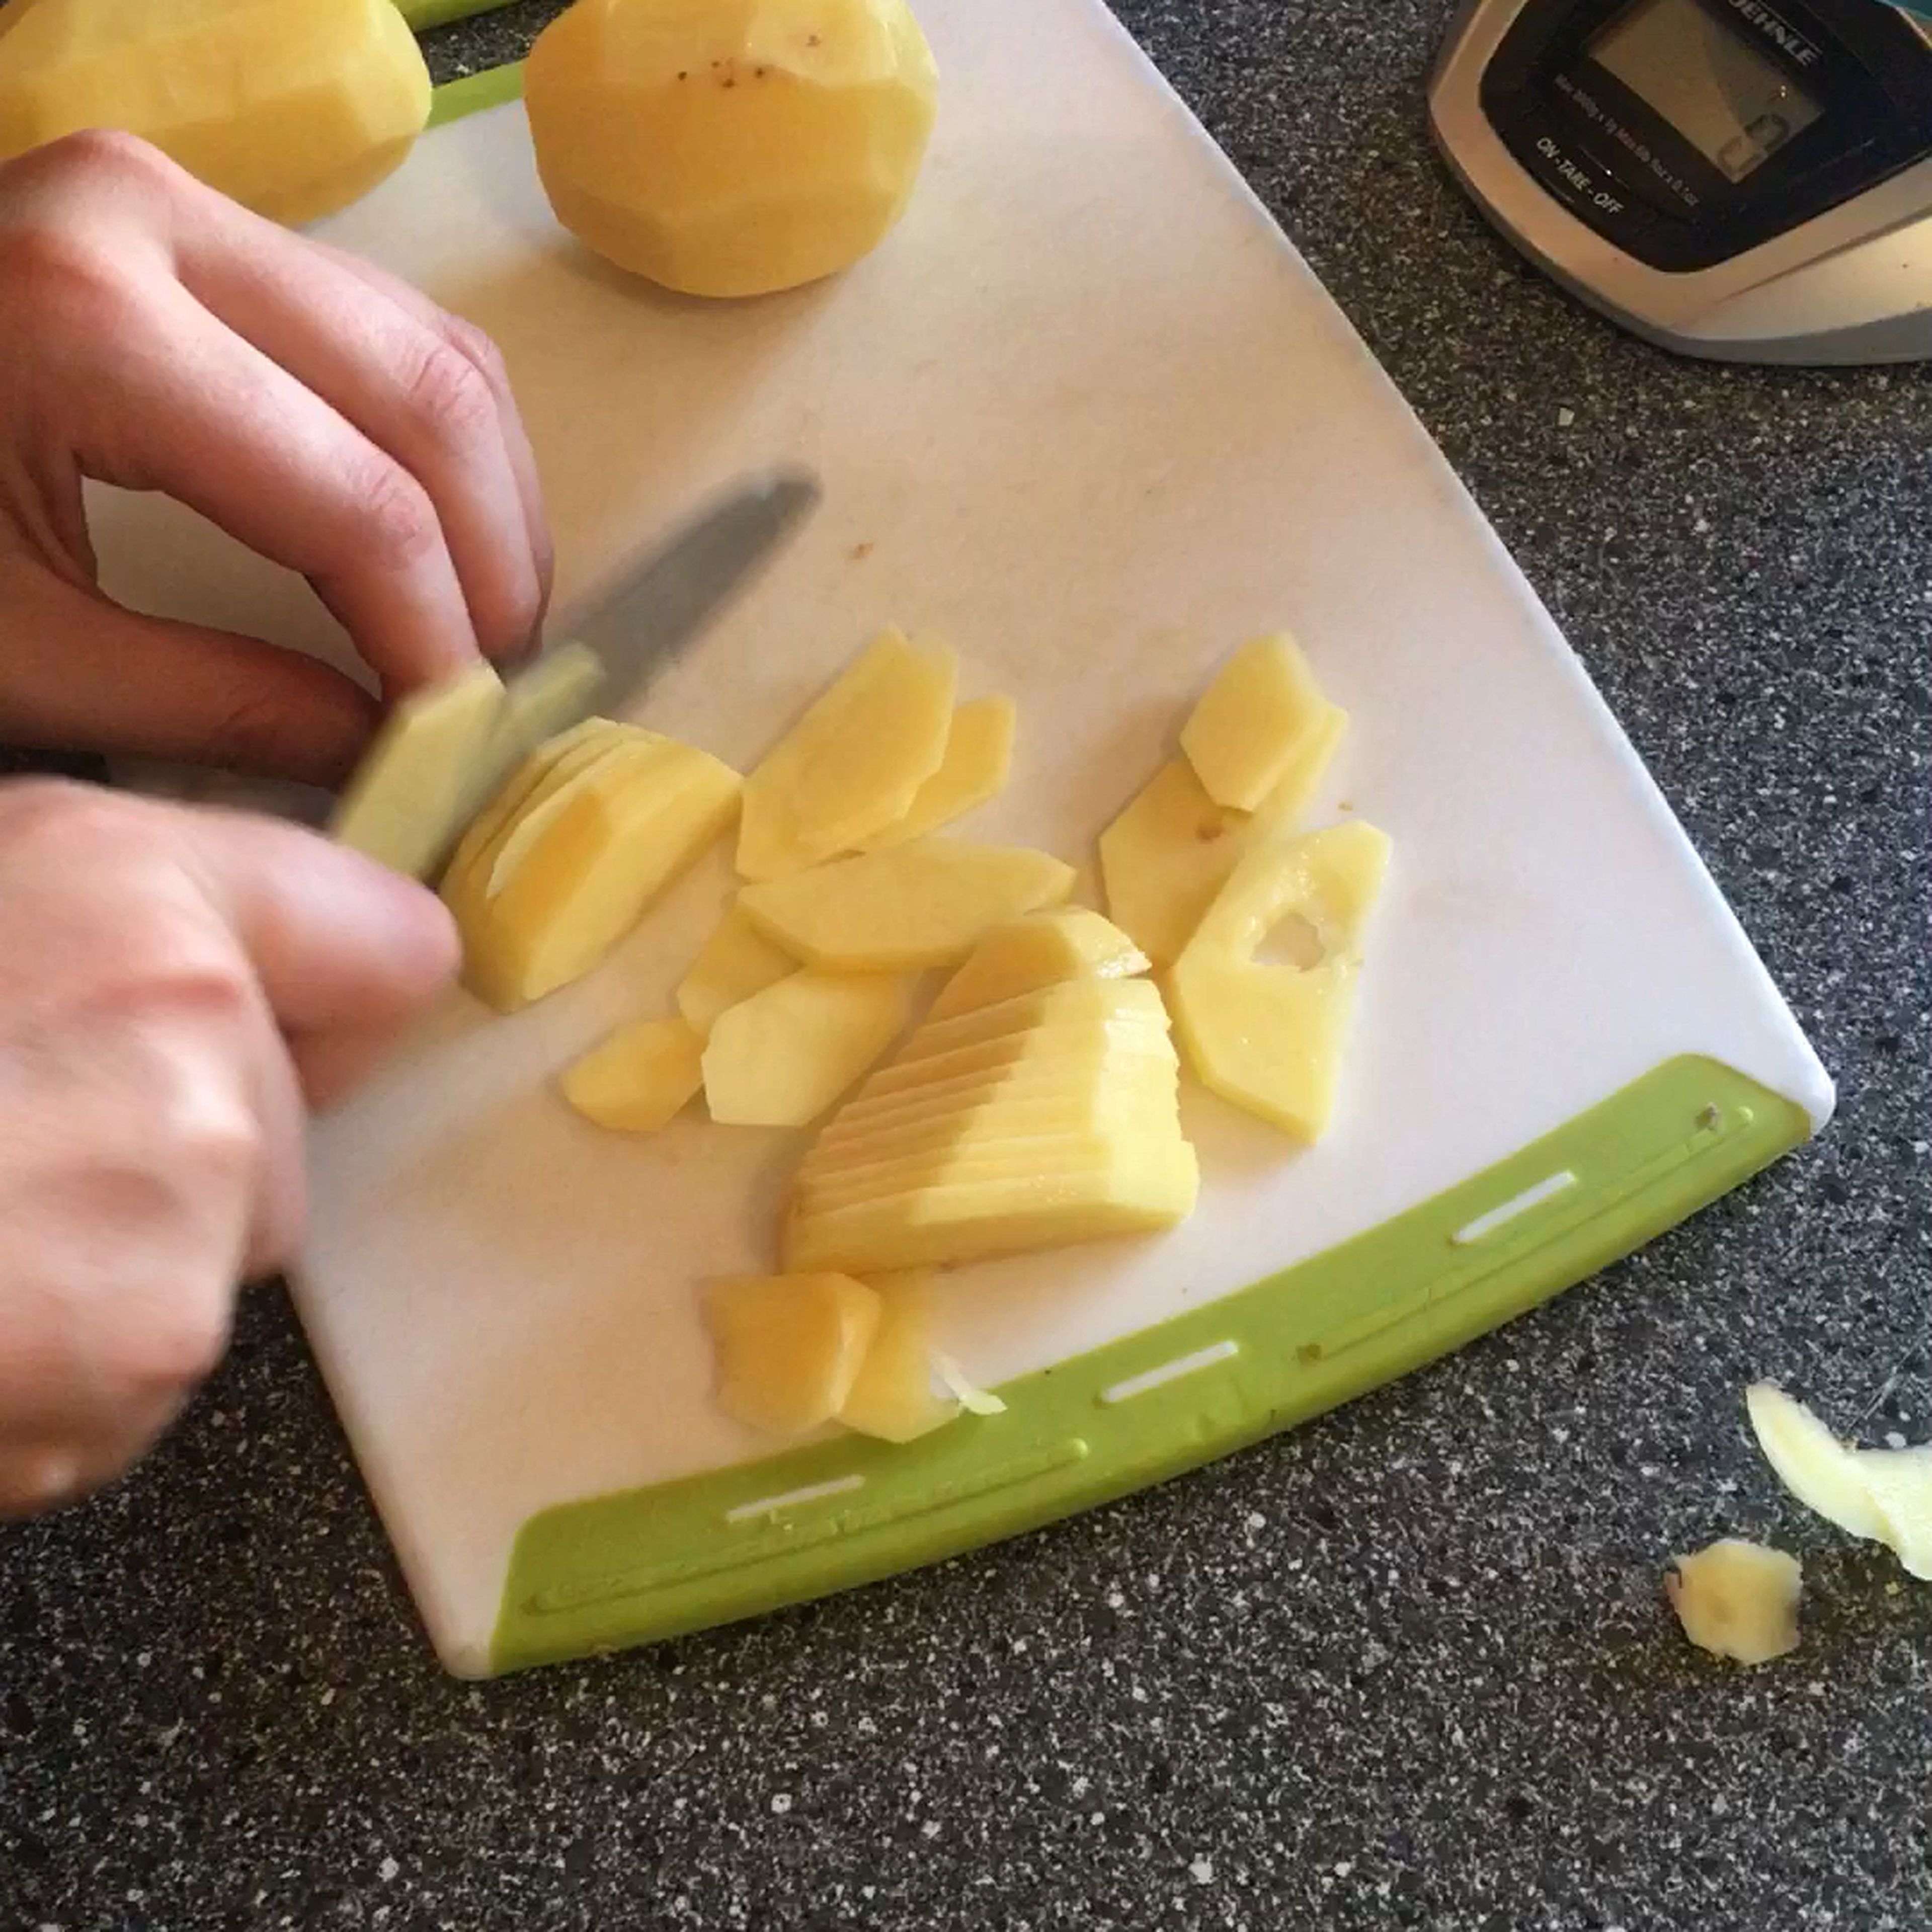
(331, 467, 820, 878)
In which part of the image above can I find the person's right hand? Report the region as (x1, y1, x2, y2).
(0, 129, 553, 785)
(0, 780, 458, 1518)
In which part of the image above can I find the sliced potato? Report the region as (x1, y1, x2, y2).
(837, 1273, 961, 1442)
(1098, 760, 1250, 967)
(560, 1015, 704, 1134)
(1180, 632, 1330, 812)
(927, 907, 1146, 1022)
(705, 1272, 881, 1436)
(455, 728, 742, 1010)
(1666, 1540, 1802, 1665)
(703, 971, 917, 1126)
(857, 695, 1016, 850)
(331, 662, 505, 876)
(739, 841, 1075, 972)
(1169, 821, 1391, 1140)
(1251, 702, 1347, 832)
(675, 905, 798, 1040)
(738, 629, 956, 879)
(785, 1139, 1198, 1273)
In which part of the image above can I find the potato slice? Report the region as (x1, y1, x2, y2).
(785, 1139, 1198, 1273)
(330, 662, 505, 876)
(798, 1134, 1141, 1212)
(896, 976, 1173, 1062)
(809, 1073, 1182, 1169)
(1666, 1540, 1802, 1665)
(703, 972, 918, 1126)
(837, 1273, 961, 1443)
(442, 718, 619, 900)
(739, 841, 1075, 971)
(560, 1016, 704, 1134)
(814, 1051, 1179, 1141)
(458, 731, 742, 1010)
(1180, 632, 1331, 812)
(705, 1272, 881, 1436)
(1251, 702, 1348, 833)
(738, 630, 956, 879)
(857, 695, 1016, 850)
(927, 907, 1147, 1021)
(1170, 821, 1392, 1140)
(1746, 1382, 1932, 1578)
(1098, 760, 1250, 967)
(675, 906, 798, 1040)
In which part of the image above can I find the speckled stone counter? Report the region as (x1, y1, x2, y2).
(3, 4, 1928, 1927)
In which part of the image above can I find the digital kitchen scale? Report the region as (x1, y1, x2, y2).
(1431, 0, 1932, 361)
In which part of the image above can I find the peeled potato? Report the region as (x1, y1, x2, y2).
(0, 0, 431, 224)
(525, 0, 939, 298)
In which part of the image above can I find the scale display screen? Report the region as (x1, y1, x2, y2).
(1590, 0, 1822, 181)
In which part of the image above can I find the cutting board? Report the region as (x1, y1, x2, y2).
(87, 0, 1831, 1677)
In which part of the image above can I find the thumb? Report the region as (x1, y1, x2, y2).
(171, 802, 460, 1108)
(0, 559, 378, 785)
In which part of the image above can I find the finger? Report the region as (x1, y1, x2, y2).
(313, 243, 555, 628)
(171, 804, 461, 1108)
(176, 213, 551, 663)
(0, 556, 377, 783)
(63, 276, 482, 694)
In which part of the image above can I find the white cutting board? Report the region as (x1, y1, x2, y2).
(88, 0, 1829, 1675)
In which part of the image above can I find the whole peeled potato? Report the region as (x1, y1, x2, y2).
(524, 0, 938, 299)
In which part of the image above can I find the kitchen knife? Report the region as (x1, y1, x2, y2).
(330, 468, 821, 878)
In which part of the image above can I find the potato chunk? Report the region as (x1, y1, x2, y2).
(1666, 1540, 1802, 1665)
(836, 1273, 961, 1442)
(704, 1272, 880, 1435)
(1180, 632, 1333, 812)
(561, 1016, 704, 1133)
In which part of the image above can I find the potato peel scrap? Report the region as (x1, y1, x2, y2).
(1746, 1382, 1932, 1580)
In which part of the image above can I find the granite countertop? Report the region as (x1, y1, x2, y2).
(3, 2, 1928, 1926)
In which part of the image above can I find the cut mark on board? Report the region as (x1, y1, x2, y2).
(1452, 1170, 1578, 1246)
(1100, 1339, 1240, 1404)
(725, 1473, 865, 1523)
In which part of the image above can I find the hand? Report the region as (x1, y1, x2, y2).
(0, 780, 458, 1517)
(0, 130, 553, 786)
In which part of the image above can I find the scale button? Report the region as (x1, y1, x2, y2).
(1519, 126, 1634, 223)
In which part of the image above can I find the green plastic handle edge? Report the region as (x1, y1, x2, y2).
(396, 0, 517, 32)
(486, 1052, 1812, 1675)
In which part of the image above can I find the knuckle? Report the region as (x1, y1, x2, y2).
(40, 126, 172, 189)
(0, 779, 133, 867)
(114, 1286, 232, 1399)
(354, 458, 442, 569)
(448, 320, 512, 398)
(402, 339, 498, 446)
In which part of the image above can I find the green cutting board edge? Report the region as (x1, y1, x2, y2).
(494, 1054, 1811, 1673)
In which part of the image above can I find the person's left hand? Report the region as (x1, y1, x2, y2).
(0, 130, 554, 786)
